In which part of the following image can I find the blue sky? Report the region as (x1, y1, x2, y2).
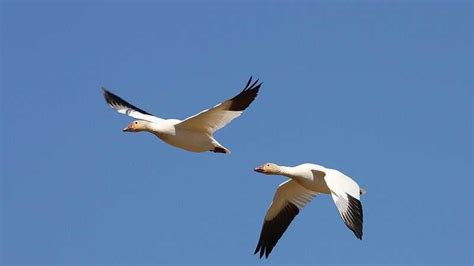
(1, 1, 472, 265)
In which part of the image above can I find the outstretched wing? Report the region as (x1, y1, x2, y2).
(255, 180, 318, 258)
(324, 171, 364, 240)
(175, 77, 261, 135)
(102, 88, 164, 123)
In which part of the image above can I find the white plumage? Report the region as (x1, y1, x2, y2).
(103, 77, 261, 153)
(253, 162, 365, 258)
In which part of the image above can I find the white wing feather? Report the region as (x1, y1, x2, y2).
(103, 88, 165, 123)
(176, 77, 261, 134)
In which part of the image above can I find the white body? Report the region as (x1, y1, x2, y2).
(103, 77, 261, 153)
(279, 163, 361, 196)
(148, 120, 223, 153)
(254, 162, 365, 258)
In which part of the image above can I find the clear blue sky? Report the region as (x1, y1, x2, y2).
(1, 1, 472, 265)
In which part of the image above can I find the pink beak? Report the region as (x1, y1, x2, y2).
(123, 126, 131, 132)
(254, 166, 264, 173)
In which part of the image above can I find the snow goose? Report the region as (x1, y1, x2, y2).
(253, 163, 365, 258)
(102, 77, 261, 153)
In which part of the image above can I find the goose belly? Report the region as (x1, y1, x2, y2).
(308, 177, 331, 194)
(156, 130, 212, 152)
(295, 174, 331, 194)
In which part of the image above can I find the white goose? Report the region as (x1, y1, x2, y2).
(253, 163, 365, 258)
(103, 77, 261, 153)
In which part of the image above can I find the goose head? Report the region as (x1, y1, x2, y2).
(123, 120, 148, 132)
(254, 163, 281, 175)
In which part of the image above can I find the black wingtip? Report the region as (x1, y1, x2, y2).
(253, 203, 300, 259)
(228, 77, 262, 111)
(244, 76, 253, 90)
(102, 87, 112, 100)
(249, 79, 259, 90)
(254, 242, 263, 258)
(102, 87, 115, 98)
(101, 88, 154, 116)
(265, 247, 271, 258)
(102, 88, 120, 106)
(346, 193, 364, 240)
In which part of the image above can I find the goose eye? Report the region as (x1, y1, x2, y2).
(134, 121, 138, 124)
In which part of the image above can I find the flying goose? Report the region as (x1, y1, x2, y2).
(103, 77, 261, 153)
(253, 163, 365, 258)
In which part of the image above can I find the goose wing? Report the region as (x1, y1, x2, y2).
(102, 88, 165, 123)
(255, 180, 318, 258)
(324, 171, 364, 240)
(175, 77, 261, 135)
